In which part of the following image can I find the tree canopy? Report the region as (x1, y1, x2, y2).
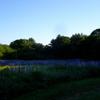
(0, 29, 100, 60)
(91, 28, 100, 36)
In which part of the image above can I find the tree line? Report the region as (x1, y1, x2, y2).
(1, 29, 100, 60)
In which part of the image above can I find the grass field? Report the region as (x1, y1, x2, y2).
(15, 78, 100, 100)
(0, 64, 100, 100)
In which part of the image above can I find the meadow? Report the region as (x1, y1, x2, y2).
(0, 60, 100, 100)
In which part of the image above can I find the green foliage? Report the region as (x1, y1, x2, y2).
(1, 28, 100, 59)
(0, 44, 14, 59)
(71, 33, 87, 45)
(48, 35, 71, 58)
(91, 28, 100, 36)
(10, 38, 35, 49)
(50, 34, 70, 48)
(9, 38, 45, 59)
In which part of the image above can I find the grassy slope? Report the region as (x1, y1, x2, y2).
(15, 78, 100, 100)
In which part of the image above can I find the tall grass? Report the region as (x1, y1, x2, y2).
(0, 64, 100, 100)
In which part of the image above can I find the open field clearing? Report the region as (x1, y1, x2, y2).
(0, 62, 100, 100)
(15, 78, 100, 100)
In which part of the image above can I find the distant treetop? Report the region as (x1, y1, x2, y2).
(91, 29, 100, 36)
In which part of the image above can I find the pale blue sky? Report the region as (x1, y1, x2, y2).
(0, 0, 100, 45)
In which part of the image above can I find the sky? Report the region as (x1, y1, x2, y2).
(0, 0, 100, 45)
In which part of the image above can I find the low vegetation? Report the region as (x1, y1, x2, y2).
(15, 78, 100, 100)
(0, 64, 100, 100)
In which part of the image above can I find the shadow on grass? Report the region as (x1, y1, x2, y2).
(1, 65, 100, 100)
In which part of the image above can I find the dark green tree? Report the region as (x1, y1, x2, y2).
(49, 35, 71, 58)
(90, 28, 100, 36)
(71, 33, 87, 45)
(9, 38, 45, 59)
(0, 44, 14, 59)
(10, 38, 35, 49)
(50, 35, 70, 48)
(69, 33, 87, 58)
